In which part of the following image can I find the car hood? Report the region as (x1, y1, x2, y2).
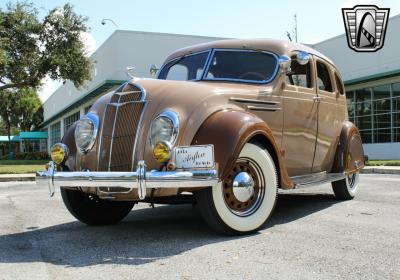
(130, 78, 267, 167)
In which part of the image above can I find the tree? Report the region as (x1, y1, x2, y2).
(0, 1, 92, 92)
(14, 88, 43, 131)
(0, 88, 43, 157)
(0, 89, 20, 157)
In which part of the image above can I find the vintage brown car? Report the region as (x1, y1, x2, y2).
(37, 39, 365, 234)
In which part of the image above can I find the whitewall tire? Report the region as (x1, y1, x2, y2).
(196, 142, 278, 234)
(332, 172, 360, 200)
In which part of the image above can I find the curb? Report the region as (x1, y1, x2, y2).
(0, 174, 35, 182)
(361, 167, 400, 175)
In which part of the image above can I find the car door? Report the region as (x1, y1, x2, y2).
(312, 58, 342, 173)
(282, 53, 318, 176)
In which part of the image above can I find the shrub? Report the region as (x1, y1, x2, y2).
(15, 152, 49, 160)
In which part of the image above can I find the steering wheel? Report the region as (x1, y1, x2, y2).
(238, 72, 265, 81)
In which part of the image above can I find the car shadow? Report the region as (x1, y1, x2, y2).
(0, 192, 340, 267)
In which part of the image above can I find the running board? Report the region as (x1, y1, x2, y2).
(291, 171, 345, 188)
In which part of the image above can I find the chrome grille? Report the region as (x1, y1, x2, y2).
(98, 83, 146, 172)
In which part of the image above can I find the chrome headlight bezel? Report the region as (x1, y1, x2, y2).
(150, 110, 179, 147)
(74, 112, 99, 154)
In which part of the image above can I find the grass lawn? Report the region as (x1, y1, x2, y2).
(366, 160, 400, 166)
(0, 160, 48, 174)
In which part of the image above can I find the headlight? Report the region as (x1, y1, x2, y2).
(150, 110, 179, 147)
(75, 112, 99, 153)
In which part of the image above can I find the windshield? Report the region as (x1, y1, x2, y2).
(205, 50, 278, 83)
(158, 51, 209, 81)
(158, 49, 278, 83)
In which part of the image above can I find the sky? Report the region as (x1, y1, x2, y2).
(2, 0, 400, 102)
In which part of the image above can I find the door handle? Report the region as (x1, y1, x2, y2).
(313, 96, 323, 102)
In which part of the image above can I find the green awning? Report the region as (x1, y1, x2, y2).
(19, 131, 48, 139)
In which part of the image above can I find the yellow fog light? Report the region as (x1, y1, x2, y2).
(153, 141, 172, 163)
(51, 143, 69, 165)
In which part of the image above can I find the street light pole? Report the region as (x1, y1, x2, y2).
(101, 18, 119, 28)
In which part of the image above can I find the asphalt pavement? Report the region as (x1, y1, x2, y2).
(0, 174, 399, 280)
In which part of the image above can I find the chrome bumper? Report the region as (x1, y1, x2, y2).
(36, 161, 218, 199)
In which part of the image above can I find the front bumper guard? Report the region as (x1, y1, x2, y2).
(36, 161, 219, 199)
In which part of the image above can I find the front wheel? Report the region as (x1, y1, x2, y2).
(61, 188, 135, 225)
(196, 142, 278, 235)
(332, 172, 360, 200)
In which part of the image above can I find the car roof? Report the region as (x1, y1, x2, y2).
(164, 38, 334, 66)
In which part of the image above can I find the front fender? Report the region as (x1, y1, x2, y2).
(331, 121, 365, 174)
(191, 110, 293, 189)
(61, 123, 77, 171)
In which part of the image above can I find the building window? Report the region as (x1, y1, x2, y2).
(347, 81, 400, 144)
(84, 105, 92, 114)
(393, 82, 400, 142)
(354, 88, 372, 143)
(50, 122, 61, 146)
(64, 112, 80, 133)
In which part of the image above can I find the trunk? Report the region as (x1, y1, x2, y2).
(7, 121, 12, 160)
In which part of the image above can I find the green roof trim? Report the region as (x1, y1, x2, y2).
(344, 68, 400, 86)
(40, 79, 126, 128)
(19, 131, 48, 139)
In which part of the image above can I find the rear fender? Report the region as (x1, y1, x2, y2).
(331, 121, 365, 174)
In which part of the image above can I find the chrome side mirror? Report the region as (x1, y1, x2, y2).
(279, 55, 291, 73)
(150, 64, 159, 76)
(296, 51, 310, 65)
(126, 66, 135, 78)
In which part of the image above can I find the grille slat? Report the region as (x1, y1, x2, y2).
(98, 84, 146, 172)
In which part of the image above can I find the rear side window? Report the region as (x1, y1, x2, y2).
(286, 55, 312, 88)
(317, 61, 333, 92)
(335, 72, 345, 95)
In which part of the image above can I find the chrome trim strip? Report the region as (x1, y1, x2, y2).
(129, 83, 148, 171)
(247, 105, 281, 112)
(229, 97, 280, 105)
(36, 160, 219, 199)
(108, 94, 122, 171)
(291, 172, 346, 188)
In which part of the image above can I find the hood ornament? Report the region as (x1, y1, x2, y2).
(126, 66, 136, 78)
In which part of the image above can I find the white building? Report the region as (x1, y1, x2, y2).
(42, 15, 400, 159)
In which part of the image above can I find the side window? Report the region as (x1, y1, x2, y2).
(286, 55, 312, 88)
(316, 61, 333, 92)
(335, 72, 345, 95)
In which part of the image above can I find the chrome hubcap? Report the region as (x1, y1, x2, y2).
(232, 172, 255, 202)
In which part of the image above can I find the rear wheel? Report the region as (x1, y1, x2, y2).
(196, 142, 278, 235)
(332, 172, 360, 200)
(61, 188, 134, 225)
